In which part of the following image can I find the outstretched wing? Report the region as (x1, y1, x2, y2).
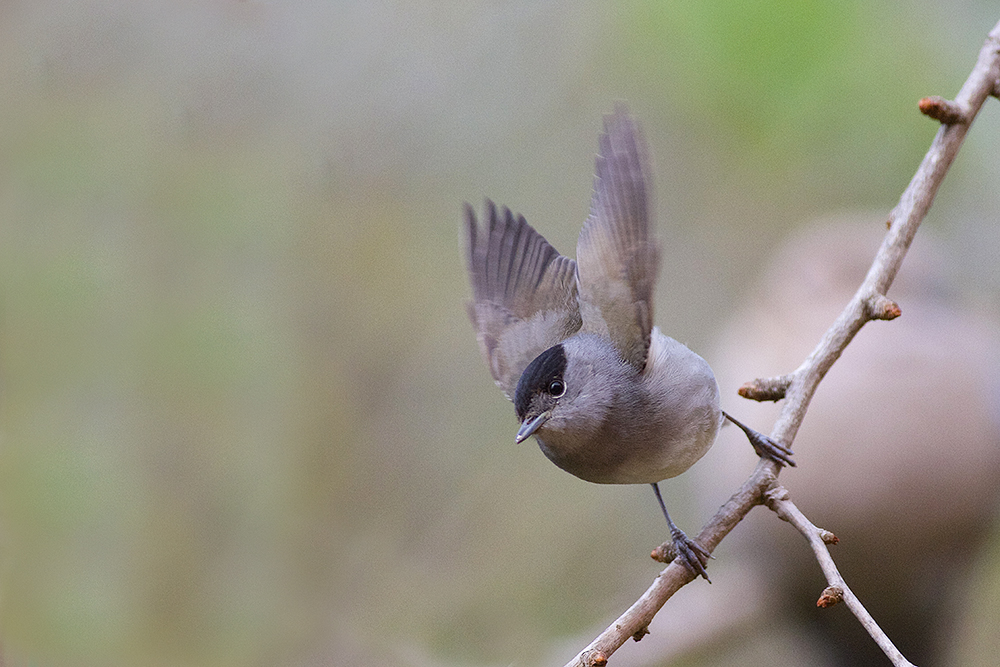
(464, 200, 581, 399)
(575, 104, 660, 371)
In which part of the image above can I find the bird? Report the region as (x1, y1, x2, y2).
(462, 105, 793, 580)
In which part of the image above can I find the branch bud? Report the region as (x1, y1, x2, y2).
(817, 585, 844, 608)
(586, 652, 608, 666)
(866, 294, 902, 321)
(738, 375, 792, 402)
(918, 96, 968, 124)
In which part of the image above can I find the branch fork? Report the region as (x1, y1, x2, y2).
(763, 485, 917, 667)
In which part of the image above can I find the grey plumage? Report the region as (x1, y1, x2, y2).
(463, 105, 791, 580)
(517, 332, 721, 485)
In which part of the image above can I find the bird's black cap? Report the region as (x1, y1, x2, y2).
(514, 344, 567, 419)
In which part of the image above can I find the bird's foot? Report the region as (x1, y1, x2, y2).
(652, 527, 712, 582)
(723, 411, 796, 467)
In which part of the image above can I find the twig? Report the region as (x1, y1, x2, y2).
(563, 18, 1000, 667)
(763, 485, 917, 667)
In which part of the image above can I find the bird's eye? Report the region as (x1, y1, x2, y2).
(547, 379, 566, 397)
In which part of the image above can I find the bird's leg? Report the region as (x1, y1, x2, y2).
(723, 411, 796, 467)
(650, 483, 712, 582)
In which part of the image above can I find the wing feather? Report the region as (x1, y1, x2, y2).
(464, 200, 581, 398)
(575, 104, 660, 370)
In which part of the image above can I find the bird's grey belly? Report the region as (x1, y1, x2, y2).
(534, 417, 717, 485)
(535, 435, 632, 484)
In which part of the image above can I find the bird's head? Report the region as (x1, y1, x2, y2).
(513, 343, 569, 443)
(513, 336, 631, 444)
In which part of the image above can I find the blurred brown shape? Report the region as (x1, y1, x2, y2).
(692, 214, 1000, 666)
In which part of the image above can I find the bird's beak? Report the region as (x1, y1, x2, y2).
(515, 411, 551, 443)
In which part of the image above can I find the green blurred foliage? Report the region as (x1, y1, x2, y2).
(1, 91, 348, 664)
(0, 1, 997, 666)
(623, 0, 937, 203)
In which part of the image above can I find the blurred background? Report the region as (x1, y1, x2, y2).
(2, 1, 1000, 665)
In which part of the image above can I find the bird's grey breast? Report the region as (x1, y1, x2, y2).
(545, 330, 721, 484)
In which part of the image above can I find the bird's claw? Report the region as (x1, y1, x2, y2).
(662, 528, 712, 582)
(747, 430, 796, 467)
(723, 411, 796, 467)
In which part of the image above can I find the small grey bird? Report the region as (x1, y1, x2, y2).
(463, 105, 793, 580)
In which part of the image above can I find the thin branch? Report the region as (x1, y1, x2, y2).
(763, 486, 918, 667)
(563, 18, 1000, 667)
